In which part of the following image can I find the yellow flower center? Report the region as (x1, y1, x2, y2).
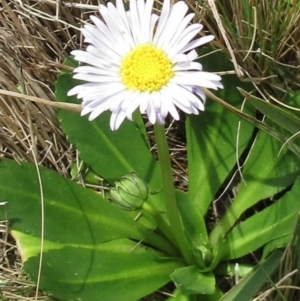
(120, 44, 174, 92)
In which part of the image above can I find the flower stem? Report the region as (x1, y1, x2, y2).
(154, 124, 194, 265)
(142, 202, 177, 249)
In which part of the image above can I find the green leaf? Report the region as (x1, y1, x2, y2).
(220, 177, 300, 260)
(210, 128, 300, 245)
(62, 56, 78, 69)
(186, 75, 255, 216)
(167, 288, 224, 301)
(166, 289, 194, 301)
(170, 265, 215, 295)
(263, 211, 300, 258)
(214, 263, 253, 277)
(0, 159, 183, 300)
(24, 240, 182, 301)
(220, 250, 282, 301)
(70, 162, 103, 185)
(0, 159, 177, 258)
(176, 191, 209, 268)
(241, 88, 300, 135)
(55, 72, 162, 194)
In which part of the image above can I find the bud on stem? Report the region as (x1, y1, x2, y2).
(110, 173, 149, 210)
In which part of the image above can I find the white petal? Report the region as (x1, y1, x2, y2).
(152, 0, 171, 44)
(110, 109, 127, 130)
(67, 82, 102, 97)
(73, 73, 120, 83)
(169, 24, 203, 58)
(143, 0, 155, 42)
(83, 29, 123, 62)
(81, 106, 94, 116)
(173, 61, 203, 71)
(73, 66, 117, 76)
(90, 15, 132, 54)
(173, 71, 222, 84)
(162, 97, 179, 120)
(83, 26, 115, 55)
(180, 35, 215, 54)
(162, 13, 195, 53)
(212, 81, 224, 89)
(71, 50, 104, 68)
(187, 50, 198, 61)
(193, 87, 206, 103)
(139, 93, 151, 113)
(87, 104, 108, 120)
(129, 0, 142, 44)
(171, 98, 193, 114)
(67, 85, 83, 97)
(155, 111, 165, 125)
(172, 53, 189, 64)
(168, 83, 205, 111)
(156, 2, 188, 49)
(150, 14, 159, 41)
(146, 101, 157, 124)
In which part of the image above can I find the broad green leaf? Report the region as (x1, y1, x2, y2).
(24, 239, 183, 301)
(166, 289, 193, 301)
(0, 159, 183, 300)
(170, 265, 215, 295)
(186, 75, 255, 216)
(220, 177, 300, 260)
(219, 250, 282, 301)
(210, 128, 300, 245)
(55, 72, 162, 193)
(0, 159, 176, 257)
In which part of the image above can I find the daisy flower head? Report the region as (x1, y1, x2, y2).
(68, 0, 223, 130)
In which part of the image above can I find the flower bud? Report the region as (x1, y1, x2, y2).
(110, 173, 149, 210)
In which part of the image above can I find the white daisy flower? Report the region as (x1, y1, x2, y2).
(68, 0, 223, 130)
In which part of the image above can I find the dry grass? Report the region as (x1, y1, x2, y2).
(0, 0, 78, 173)
(0, 0, 300, 300)
(196, 0, 300, 102)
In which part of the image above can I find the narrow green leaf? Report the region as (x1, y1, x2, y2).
(176, 191, 208, 247)
(205, 88, 300, 157)
(220, 250, 282, 301)
(240, 88, 300, 135)
(263, 212, 300, 258)
(221, 177, 300, 260)
(210, 128, 300, 245)
(25, 239, 183, 301)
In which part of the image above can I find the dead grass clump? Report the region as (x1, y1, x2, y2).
(0, 0, 93, 174)
(196, 0, 300, 101)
